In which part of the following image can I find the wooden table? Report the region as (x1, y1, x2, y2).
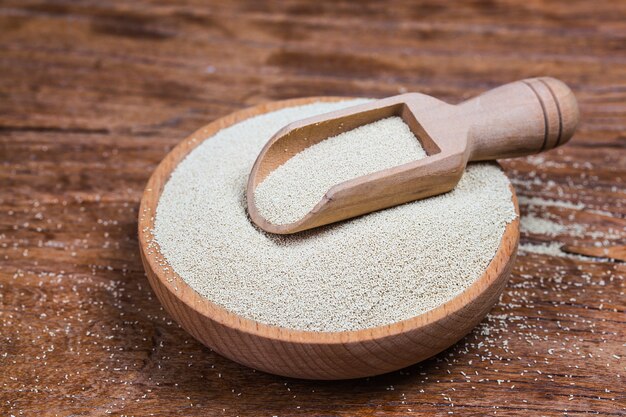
(1, 1, 624, 415)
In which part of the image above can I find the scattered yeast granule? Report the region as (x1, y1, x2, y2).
(254, 116, 427, 225)
(153, 100, 517, 332)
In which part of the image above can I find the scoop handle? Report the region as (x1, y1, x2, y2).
(459, 77, 579, 161)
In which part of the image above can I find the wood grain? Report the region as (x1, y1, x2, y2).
(0, 0, 624, 415)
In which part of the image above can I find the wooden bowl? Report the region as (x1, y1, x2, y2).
(138, 97, 520, 380)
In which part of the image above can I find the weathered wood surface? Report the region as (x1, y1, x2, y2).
(0, 1, 624, 415)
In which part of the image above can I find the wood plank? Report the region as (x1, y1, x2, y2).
(0, 0, 624, 415)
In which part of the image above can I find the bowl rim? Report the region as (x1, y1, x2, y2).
(138, 96, 520, 346)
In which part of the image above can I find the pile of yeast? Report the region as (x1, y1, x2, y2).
(153, 100, 517, 332)
(254, 116, 427, 225)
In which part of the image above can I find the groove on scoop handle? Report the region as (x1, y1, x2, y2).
(461, 77, 579, 161)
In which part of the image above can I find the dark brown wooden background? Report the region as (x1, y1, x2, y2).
(1, 1, 624, 416)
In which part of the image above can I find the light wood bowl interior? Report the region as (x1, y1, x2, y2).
(138, 97, 520, 380)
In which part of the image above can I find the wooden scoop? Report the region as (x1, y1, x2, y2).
(247, 77, 579, 234)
